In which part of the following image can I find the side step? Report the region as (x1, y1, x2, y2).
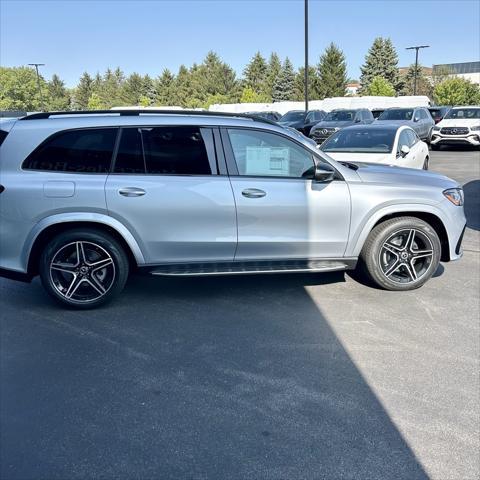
(149, 259, 356, 277)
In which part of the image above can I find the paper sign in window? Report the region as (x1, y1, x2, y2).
(245, 147, 290, 176)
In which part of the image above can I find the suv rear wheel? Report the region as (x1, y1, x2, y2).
(39, 229, 129, 308)
(360, 217, 441, 291)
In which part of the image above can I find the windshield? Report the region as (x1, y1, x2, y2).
(444, 108, 480, 119)
(378, 109, 413, 120)
(279, 111, 305, 122)
(324, 110, 356, 122)
(322, 128, 395, 153)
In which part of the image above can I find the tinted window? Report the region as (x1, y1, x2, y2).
(444, 108, 480, 119)
(398, 130, 410, 150)
(378, 109, 414, 121)
(0, 130, 8, 147)
(228, 129, 314, 178)
(23, 128, 117, 173)
(322, 128, 395, 153)
(280, 111, 306, 122)
(406, 129, 418, 146)
(114, 126, 212, 175)
(324, 110, 356, 121)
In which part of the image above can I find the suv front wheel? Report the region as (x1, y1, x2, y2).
(39, 229, 129, 308)
(360, 217, 441, 290)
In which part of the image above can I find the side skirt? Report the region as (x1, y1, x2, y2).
(145, 258, 357, 277)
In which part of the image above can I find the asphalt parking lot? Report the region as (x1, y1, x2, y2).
(1, 148, 479, 480)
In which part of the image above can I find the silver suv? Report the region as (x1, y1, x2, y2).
(0, 110, 466, 308)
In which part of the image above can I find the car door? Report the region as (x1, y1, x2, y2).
(221, 127, 351, 260)
(406, 129, 426, 168)
(105, 126, 237, 264)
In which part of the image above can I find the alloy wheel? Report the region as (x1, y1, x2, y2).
(49, 241, 116, 302)
(378, 229, 434, 284)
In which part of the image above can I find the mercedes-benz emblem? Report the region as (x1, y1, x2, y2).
(322, 129, 328, 134)
(452, 128, 457, 134)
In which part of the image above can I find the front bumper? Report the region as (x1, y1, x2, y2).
(440, 199, 467, 261)
(310, 129, 336, 145)
(431, 131, 480, 146)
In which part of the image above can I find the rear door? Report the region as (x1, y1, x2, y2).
(221, 127, 351, 260)
(105, 126, 236, 264)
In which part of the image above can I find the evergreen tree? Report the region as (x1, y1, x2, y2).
(272, 58, 295, 101)
(400, 64, 432, 97)
(293, 66, 320, 101)
(317, 43, 347, 98)
(74, 72, 94, 109)
(155, 69, 176, 106)
(174, 65, 193, 107)
(265, 53, 282, 101)
(243, 52, 268, 96)
(87, 92, 106, 110)
(120, 72, 146, 105)
(359, 37, 400, 93)
(47, 74, 70, 110)
(99, 68, 124, 108)
(143, 74, 155, 105)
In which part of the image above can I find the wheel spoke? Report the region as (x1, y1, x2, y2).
(405, 229, 416, 251)
(90, 257, 113, 271)
(383, 243, 402, 255)
(404, 261, 418, 281)
(65, 275, 83, 298)
(384, 259, 402, 277)
(86, 276, 106, 295)
(76, 241, 88, 264)
(51, 262, 77, 275)
(411, 249, 433, 260)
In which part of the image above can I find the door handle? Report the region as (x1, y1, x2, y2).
(119, 187, 146, 197)
(242, 188, 266, 198)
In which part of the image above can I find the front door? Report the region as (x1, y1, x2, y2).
(105, 126, 236, 264)
(221, 128, 351, 261)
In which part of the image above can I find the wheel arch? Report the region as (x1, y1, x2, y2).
(25, 215, 145, 276)
(349, 207, 451, 262)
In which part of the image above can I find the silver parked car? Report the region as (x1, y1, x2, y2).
(0, 110, 466, 308)
(376, 107, 435, 142)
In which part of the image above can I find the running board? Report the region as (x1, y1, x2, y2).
(149, 259, 356, 277)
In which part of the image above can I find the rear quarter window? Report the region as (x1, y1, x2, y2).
(22, 128, 117, 173)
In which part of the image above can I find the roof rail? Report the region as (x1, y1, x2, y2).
(19, 109, 278, 125)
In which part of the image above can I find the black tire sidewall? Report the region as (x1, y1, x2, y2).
(361, 217, 441, 291)
(39, 229, 129, 309)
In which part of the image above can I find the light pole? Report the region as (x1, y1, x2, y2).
(304, 0, 309, 111)
(28, 63, 45, 111)
(405, 46, 429, 95)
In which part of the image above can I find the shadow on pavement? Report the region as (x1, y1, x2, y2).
(0, 272, 428, 479)
(463, 179, 480, 231)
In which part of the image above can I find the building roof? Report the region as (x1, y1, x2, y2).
(432, 61, 480, 74)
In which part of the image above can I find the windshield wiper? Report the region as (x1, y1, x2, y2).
(339, 161, 359, 171)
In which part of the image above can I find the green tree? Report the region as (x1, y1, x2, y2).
(74, 72, 94, 109)
(154, 69, 176, 106)
(400, 64, 432, 97)
(364, 76, 396, 96)
(360, 37, 400, 93)
(264, 53, 282, 101)
(434, 77, 480, 106)
(173, 64, 194, 107)
(243, 51, 268, 96)
(272, 58, 295, 101)
(87, 92, 106, 110)
(143, 74, 155, 105)
(0, 66, 49, 111)
(99, 68, 124, 108)
(294, 66, 320, 101)
(47, 74, 70, 110)
(240, 86, 269, 103)
(317, 43, 347, 98)
(120, 72, 146, 105)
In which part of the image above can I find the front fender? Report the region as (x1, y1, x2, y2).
(22, 212, 146, 270)
(346, 203, 449, 257)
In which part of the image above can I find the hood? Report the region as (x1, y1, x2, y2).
(323, 151, 393, 164)
(346, 162, 458, 189)
(312, 120, 354, 130)
(437, 118, 479, 128)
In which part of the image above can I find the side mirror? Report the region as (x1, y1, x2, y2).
(314, 162, 335, 182)
(355, 117, 361, 123)
(400, 145, 410, 157)
(413, 116, 420, 122)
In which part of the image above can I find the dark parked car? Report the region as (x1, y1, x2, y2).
(278, 110, 327, 136)
(310, 108, 374, 144)
(428, 106, 451, 124)
(245, 111, 282, 122)
(376, 107, 434, 141)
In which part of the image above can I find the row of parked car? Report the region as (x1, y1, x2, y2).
(247, 105, 480, 170)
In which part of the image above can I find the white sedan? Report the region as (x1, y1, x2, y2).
(320, 124, 430, 170)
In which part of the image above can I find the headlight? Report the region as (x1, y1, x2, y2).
(443, 188, 464, 206)
(471, 125, 480, 131)
(334, 127, 340, 132)
(433, 126, 441, 131)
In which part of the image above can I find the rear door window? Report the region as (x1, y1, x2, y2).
(23, 128, 117, 173)
(113, 126, 215, 175)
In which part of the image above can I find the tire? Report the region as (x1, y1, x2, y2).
(359, 217, 441, 291)
(422, 156, 429, 170)
(39, 228, 129, 309)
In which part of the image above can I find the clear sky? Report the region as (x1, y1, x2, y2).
(1, 0, 479, 86)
